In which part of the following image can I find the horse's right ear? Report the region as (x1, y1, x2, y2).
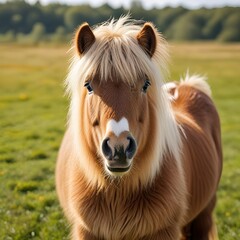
(75, 23, 95, 55)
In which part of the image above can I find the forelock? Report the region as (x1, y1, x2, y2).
(66, 16, 169, 94)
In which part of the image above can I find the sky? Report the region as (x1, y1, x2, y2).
(1, 0, 240, 9)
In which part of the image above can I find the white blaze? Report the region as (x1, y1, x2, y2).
(106, 118, 129, 137)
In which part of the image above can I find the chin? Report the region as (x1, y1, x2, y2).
(105, 166, 131, 177)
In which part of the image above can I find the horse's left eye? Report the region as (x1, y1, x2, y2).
(142, 79, 151, 93)
(84, 82, 93, 94)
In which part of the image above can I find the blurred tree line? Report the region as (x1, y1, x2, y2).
(0, 0, 239, 44)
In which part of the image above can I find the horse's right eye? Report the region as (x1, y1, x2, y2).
(84, 82, 93, 94)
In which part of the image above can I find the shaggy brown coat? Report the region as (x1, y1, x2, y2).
(56, 17, 222, 240)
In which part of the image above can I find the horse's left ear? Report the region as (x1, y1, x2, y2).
(75, 23, 96, 55)
(137, 23, 157, 58)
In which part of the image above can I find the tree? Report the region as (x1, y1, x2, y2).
(30, 22, 46, 43)
(166, 12, 205, 40)
(218, 13, 240, 42)
(41, 3, 66, 33)
(51, 26, 68, 43)
(0, 1, 239, 42)
(203, 7, 238, 40)
(0, 30, 15, 43)
(156, 7, 187, 32)
(64, 5, 98, 31)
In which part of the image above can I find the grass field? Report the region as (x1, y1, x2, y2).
(0, 43, 239, 239)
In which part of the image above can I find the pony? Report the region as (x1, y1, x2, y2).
(56, 16, 222, 240)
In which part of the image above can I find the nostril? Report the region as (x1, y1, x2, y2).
(126, 136, 137, 159)
(102, 138, 112, 160)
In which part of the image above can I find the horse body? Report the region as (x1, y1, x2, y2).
(171, 79, 222, 239)
(56, 17, 222, 239)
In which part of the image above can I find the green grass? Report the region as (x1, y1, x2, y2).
(0, 43, 239, 239)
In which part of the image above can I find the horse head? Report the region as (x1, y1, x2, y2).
(66, 17, 180, 187)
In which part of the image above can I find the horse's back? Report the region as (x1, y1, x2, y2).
(168, 77, 222, 223)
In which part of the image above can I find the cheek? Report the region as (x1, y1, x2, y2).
(138, 95, 148, 123)
(85, 96, 103, 151)
(86, 97, 114, 152)
(88, 97, 109, 132)
(87, 96, 100, 126)
(130, 95, 149, 151)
